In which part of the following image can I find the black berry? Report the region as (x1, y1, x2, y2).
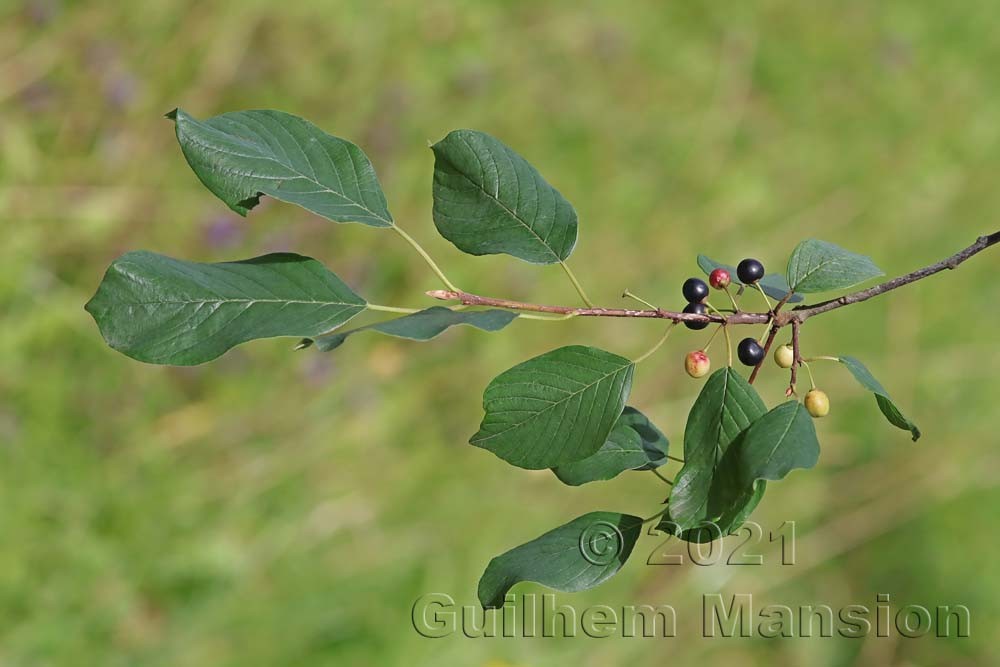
(737, 337, 765, 366)
(682, 302, 709, 330)
(682, 278, 710, 304)
(736, 258, 765, 284)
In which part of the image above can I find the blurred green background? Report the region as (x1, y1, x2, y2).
(2, 1, 999, 665)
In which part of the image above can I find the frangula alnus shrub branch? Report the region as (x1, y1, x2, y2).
(429, 230, 999, 330)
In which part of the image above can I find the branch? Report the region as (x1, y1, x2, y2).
(789, 231, 1000, 322)
(788, 320, 801, 396)
(427, 230, 1000, 329)
(748, 324, 780, 384)
(425, 290, 771, 325)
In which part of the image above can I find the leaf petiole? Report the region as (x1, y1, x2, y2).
(642, 507, 670, 524)
(390, 223, 460, 292)
(517, 312, 577, 322)
(650, 469, 674, 485)
(366, 303, 422, 314)
(560, 260, 595, 308)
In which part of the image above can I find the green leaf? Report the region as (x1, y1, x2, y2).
(551, 407, 669, 486)
(668, 368, 767, 531)
(470, 345, 634, 470)
(661, 402, 814, 543)
(85, 251, 365, 365)
(168, 108, 393, 227)
(696, 255, 803, 303)
(663, 402, 820, 543)
(839, 356, 921, 441)
(736, 401, 820, 483)
(785, 239, 883, 293)
(431, 129, 578, 264)
(303, 306, 518, 351)
(657, 482, 767, 545)
(478, 511, 643, 609)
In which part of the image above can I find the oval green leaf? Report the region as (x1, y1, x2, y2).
(478, 511, 643, 609)
(736, 401, 820, 483)
(785, 239, 883, 293)
(431, 129, 578, 264)
(551, 407, 669, 486)
(85, 251, 366, 365)
(839, 356, 921, 441)
(470, 345, 634, 470)
(668, 368, 767, 531)
(168, 108, 393, 227)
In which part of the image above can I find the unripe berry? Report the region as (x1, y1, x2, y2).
(737, 258, 765, 284)
(737, 337, 765, 366)
(682, 277, 710, 303)
(709, 268, 731, 289)
(804, 389, 830, 418)
(774, 344, 794, 369)
(682, 302, 709, 330)
(685, 350, 711, 378)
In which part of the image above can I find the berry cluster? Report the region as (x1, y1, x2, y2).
(679, 258, 833, 418)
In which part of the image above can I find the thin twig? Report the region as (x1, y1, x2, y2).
(426, 231, 1000, 332)
(748, 324, 779, 384)
(788, 320, 801, 396)
(651, 469, 674, 486)
(790, 231, 1000, 321)
(426, 290, 769, 325)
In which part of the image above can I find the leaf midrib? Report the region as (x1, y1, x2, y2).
(110, 298, 364, 307)
(757, 406, 799, 478)
(442, 135, 562, 262)
(789, 244, 879, 291)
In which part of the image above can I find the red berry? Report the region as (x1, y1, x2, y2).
(709, 268, 731, 289)
(685, 350, 711, 378)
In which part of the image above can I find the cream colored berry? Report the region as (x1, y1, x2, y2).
(774, 344, 795, 369)
(804, 389, 830, 418)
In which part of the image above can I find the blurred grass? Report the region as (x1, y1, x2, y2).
(2, 1, 999, 665)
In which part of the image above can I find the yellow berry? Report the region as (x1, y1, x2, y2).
(804, 389, 830, 418)
(774, 344, 794, 369)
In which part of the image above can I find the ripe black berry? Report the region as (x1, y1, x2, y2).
(737, 337, 765, 366)
(736, 258, 765, 284)
(682, 302, 709, 330)
(682, 278, 710, 304)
